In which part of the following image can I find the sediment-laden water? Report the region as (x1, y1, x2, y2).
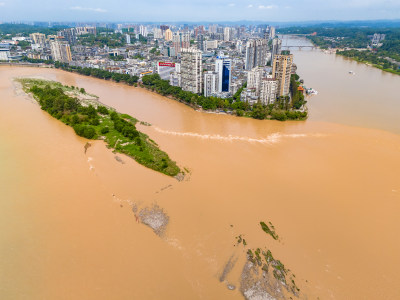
(1, 38, 400, 299)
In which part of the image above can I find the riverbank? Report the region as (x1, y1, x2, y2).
(16, 59, 308, 121)
(303, 37, 400, 76)
(16, 78, 182, 177)
(336, 49, 400, 76)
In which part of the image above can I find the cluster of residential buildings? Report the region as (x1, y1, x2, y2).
(0, 23, 298, 105)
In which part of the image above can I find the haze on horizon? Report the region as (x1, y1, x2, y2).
(0, 0, 399, 23)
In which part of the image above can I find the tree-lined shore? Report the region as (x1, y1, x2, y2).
(17, 78, 181, 177)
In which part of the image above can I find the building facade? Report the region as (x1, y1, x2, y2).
(180, 48, 203, 94)
(245, 39, 268, 70)
(247, 66, 263, 95)
(50, 40, 72, 63)
(215, 56, 232, 93)
(29, 33, 46, 47)
(272, 54, 293, 97)
(260, 75, 278, 105)
(164, 29, 173, 41)
(157, 61, 177, 80)
(203, 71, 218, 97)
(172, 32, 190, 54)
(271, 38, 282, 64)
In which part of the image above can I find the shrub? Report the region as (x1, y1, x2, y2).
(101, 126, 110, 134)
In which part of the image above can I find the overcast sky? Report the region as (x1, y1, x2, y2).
(0, 0, 399, 22)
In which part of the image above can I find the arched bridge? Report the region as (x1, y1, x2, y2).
(282, 45, 316, 50)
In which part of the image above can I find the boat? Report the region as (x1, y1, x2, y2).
(349, 71, 355, 75)
(306, 88, 318, 95)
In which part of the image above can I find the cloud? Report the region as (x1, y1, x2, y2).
(258, 5, 277, 9)
(70, 6, 107, 13)
(228, 3, 236, 7)
(0, 2, 5, 6)
(247, 4, 253, 8)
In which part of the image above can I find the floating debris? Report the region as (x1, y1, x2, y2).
(84, 142, 91, 154)
(138, 204, 169, 236)
(114, 155, 125, 164)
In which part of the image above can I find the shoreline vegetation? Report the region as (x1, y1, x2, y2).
(16, 58, 308, 121)
(278, 28, 400, 76)
(16, 78, 182, 177)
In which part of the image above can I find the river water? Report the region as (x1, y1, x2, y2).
(1, 37, 400, 300)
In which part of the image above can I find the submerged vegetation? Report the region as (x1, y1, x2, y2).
(17, 78, 181, 177)
(234, 220, 301, 299)
(260, 221, 279, 241)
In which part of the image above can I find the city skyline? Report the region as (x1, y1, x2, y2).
(0, 0, 400, 22)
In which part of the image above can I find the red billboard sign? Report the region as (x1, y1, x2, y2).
(159, 62, 175, 67)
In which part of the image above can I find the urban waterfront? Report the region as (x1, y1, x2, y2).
(1, 32, 400, 299)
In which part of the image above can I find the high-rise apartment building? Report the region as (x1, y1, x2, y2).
(224, 27, 231, 42)
(247, 66, 264, 95)
(260, 75, 278, 105)
(172, 32, 190, 54)
(58, 28, 77, 45)
(164, 29, 173, 41)
(50, 40, 72, 63)
(203, 71, 218, 97)
(203, 40, 218, 51)
(75, 27, 96, 36)
(215, 56, 232, 93)
(272, 54, 293, 97)
(29, 33, 46, 46)
(269, 26, 276, 39)
(153, 28, 163, 39)
(197, 34, 204, 51)
(139, 25, 148, 37)
(271, 38, 282, 64)
(208, 24, 217, 34)
(180, 48, 203, 94)
(126, 34, 131, 44)
(245, 39, 268, 70)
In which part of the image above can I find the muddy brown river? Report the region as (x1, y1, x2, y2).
(1, 38, 400, 299)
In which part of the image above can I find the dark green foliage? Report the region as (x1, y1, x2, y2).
(111, 113, 139, 139)
(290, 74, 307, 109)
(97, 106, 109, 115)
(101, 126, 110, 134)
(17, 40, 30, 49)
(28, 85, 99, 139)
(251, 103, 268, 120)
(78, 33, 124, 47)
(260, 221, 279, 240)
(73, 124, 96, 139)
(53, 63, 140, 85)
(21, 56, 55, 65)
(0, 24, 67, 37)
